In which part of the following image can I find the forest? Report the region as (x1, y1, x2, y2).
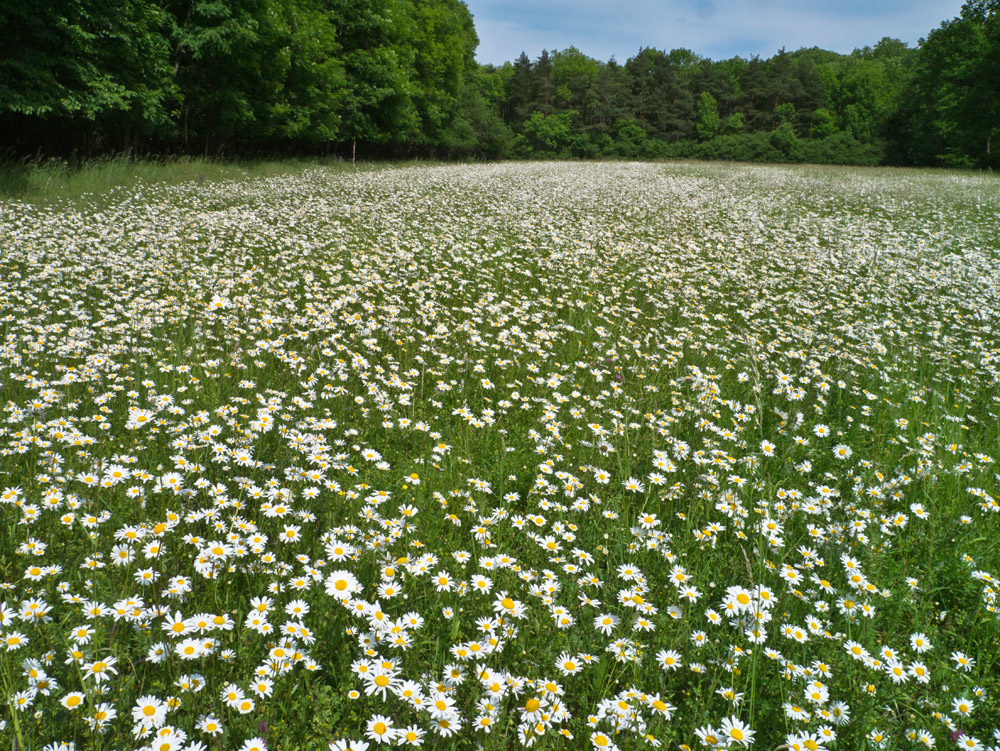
(1, 0, 998, 168)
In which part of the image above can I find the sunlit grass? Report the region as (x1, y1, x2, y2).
(0, 156, 375, 207)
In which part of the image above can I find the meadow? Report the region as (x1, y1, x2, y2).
(0, 160, 998, 751)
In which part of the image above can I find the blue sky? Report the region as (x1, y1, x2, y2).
(464, 0, 967, 65)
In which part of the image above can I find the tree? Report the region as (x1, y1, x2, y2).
(899, 4, 999, 166)
(552, 47, 600, 116)
(166, 0, 282, 151)
(611, 117, 648, 157)
(695, 91, 720, 140)
(962, 0, 1000, 21)
(263, 0, 346, 145)
(406, 0, 478, 148)
(625, 47, 694, 141)
(810, 107, 838, 138)
(325, 0, 419, 155)
(505, 52, 535, 124)
(447, 64, 513, 157)
(534, 50, 555, 114)
(739, 56, 770, 129)
(0, 0, 175, 153)
(0, 0, 991, 165)
(586, 58, 630, 134)
(724, 112, 745, 134)
(770, 121, 802, 160)
(515, 110, 575, 157)
(774, 101, 797, 127)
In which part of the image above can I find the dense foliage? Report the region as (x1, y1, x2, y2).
(1, 0, 998, 167)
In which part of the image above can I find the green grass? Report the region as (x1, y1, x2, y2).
(0, 161, 998, 751)
(0, 155, 379, 207)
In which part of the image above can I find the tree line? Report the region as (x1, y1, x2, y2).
(1, 0, 997, 168)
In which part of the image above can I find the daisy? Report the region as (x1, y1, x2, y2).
(197, 715, 223, 735)
(493, 591, 527, 619)
(82, 656, 118, 684)
(719, 716, 755, 747)
(594, 613, 619, 635)
(832, 444, 852, 460)
(556, 652, 582, 675)
(132, 695, 168, 729)
(365, 714, 396, 744)
(952, 696, 974, 716)
(956, 736, 983, 751)
(397, 725, 424, 746)
(61, 691, 86, 710)
(694, 725, 722, 747)
(951, 651, 975, 672)
(326, 570, 361, 598)
(656, 649, 682, 670)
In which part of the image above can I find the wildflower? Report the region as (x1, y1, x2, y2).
(493, 591, 527, 619)
(654, 649, 681, 671)
(4, 631, 28, 651)
(397, 725, 424, 745)
(61, 692, 86, 710)
(720, 716, 755, 746)
(951, 651, 975, 672)
(952, 696, 974, 716)
(556, 652, 583, 675)
(176, 639, 204, 660)
(956, 736, 983, 751)
(591, 732, 619, 750)
(909, 662, 930, 683)
(326, 570, 361, 599)
(694, 725, 722, 747)
(133, 695, 169, 729)
(594, 613, 619, 635)
(82, 656, 118, 684)
(197, 715, 224, 735)
(12, 688, 37, 711)
(85, 702, 117, 731)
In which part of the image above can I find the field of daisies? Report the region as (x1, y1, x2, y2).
(1, 161, 999, 751)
